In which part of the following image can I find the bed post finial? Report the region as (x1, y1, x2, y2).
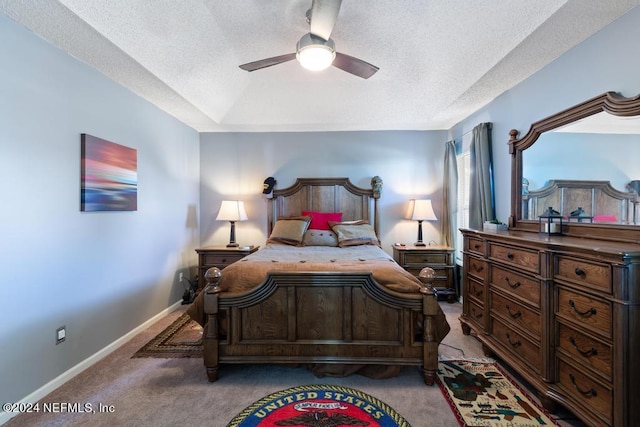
(371, 176, 382, 236)
(204, 267, 222, 294)
(371, 176, 383, 199)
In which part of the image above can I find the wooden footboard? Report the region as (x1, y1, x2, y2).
(202, 270, 449, 385)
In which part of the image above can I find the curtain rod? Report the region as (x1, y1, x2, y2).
(456, 122, 493, 141)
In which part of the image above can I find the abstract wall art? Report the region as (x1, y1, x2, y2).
(81, 134, 137, 211)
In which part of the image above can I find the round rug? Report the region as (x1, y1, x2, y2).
(227, 384, 410, 427)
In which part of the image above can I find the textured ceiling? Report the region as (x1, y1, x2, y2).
(2, 0, 639, 132)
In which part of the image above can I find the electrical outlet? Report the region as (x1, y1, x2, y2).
(56, 326, 66, 345)
(179, 272, 184, 282)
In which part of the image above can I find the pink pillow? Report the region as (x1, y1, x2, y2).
(593, 215, 617, 223)
(302, 211, 343, 230)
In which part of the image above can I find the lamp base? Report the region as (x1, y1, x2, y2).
(227, 221, 239, 248)
(414, 221, 426, 247)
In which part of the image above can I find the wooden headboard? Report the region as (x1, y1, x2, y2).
(267, 177, 381, 235)
(523, 179, 638, 224)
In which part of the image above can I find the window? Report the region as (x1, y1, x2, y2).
(455, 134, 472, 265)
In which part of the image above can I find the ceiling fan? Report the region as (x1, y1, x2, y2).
(239, 0, 379, 79)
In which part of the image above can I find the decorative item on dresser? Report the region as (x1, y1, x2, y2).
(393, 244, 456, 303)
(195, 245, 259, 290)
(460, 91, 640, 427)
(538, 206, 563, 235)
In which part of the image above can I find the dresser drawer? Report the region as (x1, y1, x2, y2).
(467, 257, 486, 282)
(490, 291, 541, 338)
(557, 322, 612, 378)
(490, 265, 540, 307)
(489, 243, 539, 273)
(201, 253, 245, 266)
(556, 357, 612, 422)
(403, 252, 448, 265)
(557, 288, 612, 338)
(555, 256, 611, 293)
(467, 299, 485, 330)
(466, 237, 484, 255)
(467, 277, 485, 304)
(491, 317, 541, 373)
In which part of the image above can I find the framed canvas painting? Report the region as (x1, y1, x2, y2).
(81, 134, 137, 211)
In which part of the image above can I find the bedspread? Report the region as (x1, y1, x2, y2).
(219, 243, 422, 293)
(187, 244, 428, 326)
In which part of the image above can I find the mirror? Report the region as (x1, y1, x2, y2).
(508, 92, 640, 241)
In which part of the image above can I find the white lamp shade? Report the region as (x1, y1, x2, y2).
(216, 200, 248, 222)
(409, 199, 437, 221)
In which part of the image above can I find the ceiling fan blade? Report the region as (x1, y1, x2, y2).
(309, 0, 342, 41)
(239, 53, 297, 72)
(332, 52, 379, 79)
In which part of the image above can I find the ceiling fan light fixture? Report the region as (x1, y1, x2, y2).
(296, 33, 335, 71)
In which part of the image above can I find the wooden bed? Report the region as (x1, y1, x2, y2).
(522, 179, 638, 224)
(191, 177, 450, 385)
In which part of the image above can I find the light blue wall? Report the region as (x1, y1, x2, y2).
(199, 131, 449, 252)
(0, 14, 200, 406)
(452, 5, 640, 223)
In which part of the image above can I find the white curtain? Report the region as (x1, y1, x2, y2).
(469, 122, 494, 229)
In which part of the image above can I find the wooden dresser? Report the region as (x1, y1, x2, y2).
(460, 229, 639, 426)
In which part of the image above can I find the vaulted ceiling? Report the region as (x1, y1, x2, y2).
(3, 1, 639, 132)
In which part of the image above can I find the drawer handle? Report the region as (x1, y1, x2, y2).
(507, 252, 514, 260)
(574, 267, 586, 277)
(422, 258, 429, 262)
(474, 288, 483, 298)
(506, 333, 521, 348)
(471, 308, 483, 319)
(506, 305, 522, 319)
(472, 264, 484, 272)
(569, 299, 597, 317)
(569, 336, 598, 357)
(505, 277, 521, 289)
(473, 244, 480, 249)
(569, 373, 598, 397)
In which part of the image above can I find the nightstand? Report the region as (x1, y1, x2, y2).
(392, 244, 456, 302)
(195, 245, 259, 290)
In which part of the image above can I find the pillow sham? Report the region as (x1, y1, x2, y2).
(301, 211, 343, 230)
(328, 220, 380, 247)
(268, 216, 311, 246)
(302, 229, 339, 247)
(593, 215, 617, 223)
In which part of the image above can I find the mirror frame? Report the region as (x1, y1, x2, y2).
(508, 91, 640, 242)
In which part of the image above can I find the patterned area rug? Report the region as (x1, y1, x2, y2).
(227, 384, 410, 427)
(436, 359, 559, 427)
(132, 313, 203, 358)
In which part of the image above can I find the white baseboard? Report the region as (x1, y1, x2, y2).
(0, 300, 183, 425)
